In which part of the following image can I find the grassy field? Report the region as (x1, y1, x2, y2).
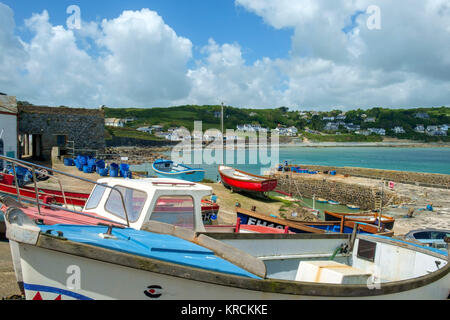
(105, 126, 166, 141)
(301, 132, 383, 142)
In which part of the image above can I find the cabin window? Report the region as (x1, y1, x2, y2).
(150, 195, 195, 229)
(357, 239, 377, 262)
(85, 184, 107, 210)
(105, 186, 147, 223)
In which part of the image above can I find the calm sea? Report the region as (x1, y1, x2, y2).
(131, 146, 450, 180)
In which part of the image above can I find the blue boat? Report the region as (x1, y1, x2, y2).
(152, 160, 205, 182)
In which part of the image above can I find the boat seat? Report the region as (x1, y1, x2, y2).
(142, 220, 267, 279)
(295, 260, 371, 285)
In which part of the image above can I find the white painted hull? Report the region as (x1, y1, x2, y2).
(16, 242, 450, 300)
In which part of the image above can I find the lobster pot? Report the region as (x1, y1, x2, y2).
(109, 163, 119, 177)
(119, 164, 130, 178)
(83, 165, 93, 174)
(64, 158, 75, 166)
(98, 168, 109, 177)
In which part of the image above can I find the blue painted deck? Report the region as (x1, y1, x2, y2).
(38, 225, 260, 279)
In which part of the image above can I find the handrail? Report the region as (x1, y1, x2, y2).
(0, 155, 131, 227)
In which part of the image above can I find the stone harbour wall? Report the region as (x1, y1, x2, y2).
(276, 175, 410, 211)
(287, 164, 450, 188)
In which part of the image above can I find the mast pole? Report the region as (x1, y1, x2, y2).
(221, 102, 224, 165)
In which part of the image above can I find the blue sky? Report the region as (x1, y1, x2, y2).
(3, 0, 293, 64)
(0, 0, 449, 110)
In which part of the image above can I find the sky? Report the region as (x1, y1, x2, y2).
(0, 0, 449, 110)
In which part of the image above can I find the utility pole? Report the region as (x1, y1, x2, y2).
(221, 102, 225, 165)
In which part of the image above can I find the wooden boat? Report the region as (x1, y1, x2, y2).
(218, 165, 278, 193)
(236, 208, 394, 236)
(5, 209, 449, 300)
(328, 200, 340, 205)
(316, 198, 328, 203)
(347, 204, 360, 210)
(152, 159, 205, 182)
(324, 211, 395, 230)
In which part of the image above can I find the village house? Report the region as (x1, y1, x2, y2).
(105, 118, 126, 127)
(364, 117, 376, 123)
(415, 112, 430, 119)
(392, 126, 406, 134)
(324, 122, 339, 131)
(368, 128, 386, 136)
(414, 125, 425, 133)
(0, 93, 18, 169)
(136, 127, 153, 134)
(345, 124, 361, 132)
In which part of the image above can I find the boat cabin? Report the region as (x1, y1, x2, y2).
(82, 178, 212, 232)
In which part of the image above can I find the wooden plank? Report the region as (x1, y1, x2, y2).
(236, 208, 326, 234)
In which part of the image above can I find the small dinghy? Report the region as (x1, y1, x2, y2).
(328, 200, 340, 205)
(152, 159, 205, 182)
(347, 204, 360, 210)
(316, 198, 328, 203)
(218, 165, 278, 194)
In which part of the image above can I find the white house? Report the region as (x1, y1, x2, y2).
(136, 127, 153, 134)
(393, 126, 406, 134)
(105, 118, 125, 127)
(364, 117, 376, 123)
(368, 128, 386, 135)
(0, 93, 18, 168)
(414, 125, 425, 133)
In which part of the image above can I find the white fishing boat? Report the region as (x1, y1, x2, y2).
(4, 209, 449, 300)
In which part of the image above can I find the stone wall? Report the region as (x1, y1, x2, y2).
(276, 175, 409, 211)
(18, 105, 105, 160)
(288, 164, 450, 188)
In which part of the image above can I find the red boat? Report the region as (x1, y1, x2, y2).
(218, 165, 278, 193)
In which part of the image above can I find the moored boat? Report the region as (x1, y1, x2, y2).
(328, 200, 340, 205)
(347, 204, 360, 210)
(218, 165, 278, 194)
(316, 198, 328, 203)
(152, 159, 205, 182)
(324, 211, 395, 230)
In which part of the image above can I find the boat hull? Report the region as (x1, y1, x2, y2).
(153, 170, 205, 182)
(324, 211, 395, 230)
(14, 235, 450, 300)
(219, 167, 278, 193)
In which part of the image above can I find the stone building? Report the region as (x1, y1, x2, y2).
(0, 93, 18, 169)
(18, 105, 105, 160)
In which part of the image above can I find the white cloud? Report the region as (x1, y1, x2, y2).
(0, 6, 193, 107)
(0, 1, 449, 110)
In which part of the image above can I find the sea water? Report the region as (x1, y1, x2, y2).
(132, 146, 450, 181)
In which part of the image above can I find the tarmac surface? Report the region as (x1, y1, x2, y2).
(0, 240, 21, 299)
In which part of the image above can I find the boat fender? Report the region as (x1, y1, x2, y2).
(0, 196, 26, 209)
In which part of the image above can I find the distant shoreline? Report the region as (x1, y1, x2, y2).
(189, 141, 450, 150)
